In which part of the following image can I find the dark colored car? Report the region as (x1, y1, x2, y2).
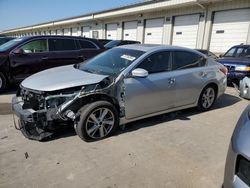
(0, 36, 105, 92)
(218, 45, 250, 84)
(97, 39, 112, 46)
(0, 37, 15, 46)
(195, 49, 218, 60)
(104, 40, 140, 49)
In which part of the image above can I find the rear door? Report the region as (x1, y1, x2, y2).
(171, 51, 208, 107)
(9, 39, 48, 80)
(124, 51, 176, 119)
(77, 39, 103, 60)
(44, 38, 80, 69)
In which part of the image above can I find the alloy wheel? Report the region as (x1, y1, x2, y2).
(85, 107, 115, 139)
(202, 87, 215, 109)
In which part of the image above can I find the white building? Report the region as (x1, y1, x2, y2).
(1, 0, 250, 53)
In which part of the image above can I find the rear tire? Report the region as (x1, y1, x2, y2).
(0, 72, 7, 93)
(197, 85, 217, 112)
(75, 101, 119, 142)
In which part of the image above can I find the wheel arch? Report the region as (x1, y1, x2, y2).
(196, 81, 219, 105)
(70, 93, 121, 116)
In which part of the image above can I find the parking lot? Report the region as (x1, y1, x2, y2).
(0, 87, 248, 188)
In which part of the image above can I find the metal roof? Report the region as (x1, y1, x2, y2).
(1, 0, 169, 33)
(1, 0, 219, 34)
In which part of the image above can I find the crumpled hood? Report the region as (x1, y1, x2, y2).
(21, 65, 109, 92)
(218, 57, 250, 66)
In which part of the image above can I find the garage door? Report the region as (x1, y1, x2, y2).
(210, 9, 250, 53)
(71, 27, 78, 36)
(56, 29, 63, 35)
(51, 30, 56, 35)
(144, 18, 164, 44)
(63, 28, 70, 36)
(106, 23, 118, 40)
(123, 21, 137, 41)
(172, 14, 200, 48)
(82, 26, 90, 38)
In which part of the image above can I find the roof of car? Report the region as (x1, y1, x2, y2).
(20, 35, 96, 40)
(231, 44, 250, 48)
(117, 44, 199, 53)
(18, 35, 105, 48)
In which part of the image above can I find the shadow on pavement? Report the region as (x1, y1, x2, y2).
(30, 92, 242, 142)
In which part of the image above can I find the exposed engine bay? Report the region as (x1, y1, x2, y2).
(12, 76, 125, 141)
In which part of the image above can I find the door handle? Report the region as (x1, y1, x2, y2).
(41, 57, 49, 61)
(168, 78, 175, 84)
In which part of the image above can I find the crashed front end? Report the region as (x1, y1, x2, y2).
(12, 77, 119, 141)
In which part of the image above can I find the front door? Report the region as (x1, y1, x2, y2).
(9, 39, 48, 81)
(124, 51, 176, 119)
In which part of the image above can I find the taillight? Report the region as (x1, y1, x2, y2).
(220, 66, 228, 75)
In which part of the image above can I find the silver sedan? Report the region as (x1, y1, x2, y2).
(12, 45, 227, 141)
(223, 104, 250, 188)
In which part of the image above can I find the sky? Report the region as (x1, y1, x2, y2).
(0, 0, 141, 31)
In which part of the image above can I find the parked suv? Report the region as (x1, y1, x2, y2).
(0, 36, 104, 91)
(218, 45, 250, 84)
(12, 44, 227, 141)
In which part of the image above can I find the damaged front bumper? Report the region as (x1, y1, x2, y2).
(12, 96, 53, 141)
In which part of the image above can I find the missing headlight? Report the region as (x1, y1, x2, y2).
(45, 94, 77, 108)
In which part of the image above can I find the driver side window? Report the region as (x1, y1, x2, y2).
(21, 39, 47, 53)
(137, 51, 171, 74)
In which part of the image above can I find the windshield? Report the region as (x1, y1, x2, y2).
(78, 48, 144, 76)
(224, 46, 250, 58)
(104, 40, 120, 49)
(0, 38, 24, 51)
(0, 37, 13, 46)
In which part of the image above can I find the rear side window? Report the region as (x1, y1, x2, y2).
(172, 51, 206, 70)
(78, 40, 97, 49)
(137, 51, 171, 73)
(49, 39, 77, 51)
(20, 39, 47, 53)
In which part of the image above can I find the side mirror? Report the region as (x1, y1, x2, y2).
(219, 54, 223, 58)
(131, 68, 148, 78)
(13, 48, 24, 55)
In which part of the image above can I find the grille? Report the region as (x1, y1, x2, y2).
(225, 65, 235, 72)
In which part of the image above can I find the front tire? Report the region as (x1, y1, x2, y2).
(0, 72, 7, 93)
(75, 101, 119, 141)
(197, 85, 216, 112)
